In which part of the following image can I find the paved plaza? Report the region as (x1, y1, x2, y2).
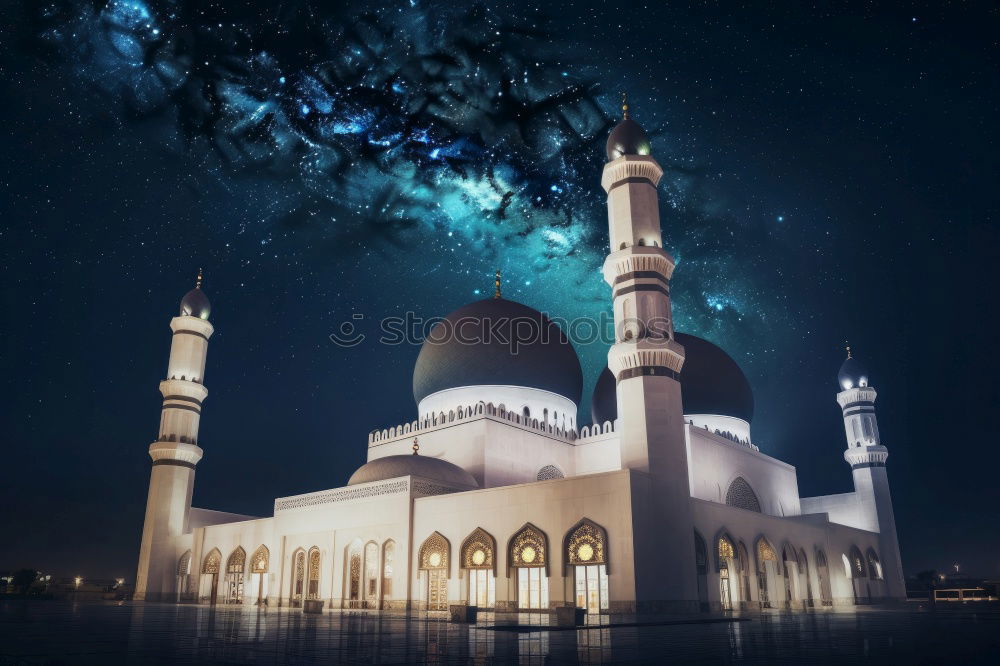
(0, 601, 997, 664)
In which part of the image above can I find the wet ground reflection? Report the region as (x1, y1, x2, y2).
(1, 601, 998, 663)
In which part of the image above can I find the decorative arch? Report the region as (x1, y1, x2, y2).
(460, 528, 497, 577)
(848, 545, 866, 579)
(290, 548, 306, 605)
(815, 547, 833, 605)
(563, 519, 609, 575)
(866, 548, 883, 580)
(418, 531, 450, 572)
(713, 530, 737, 571)
(755, 536, 777, 571)
(781, 543, 799, 576)
(694, 530, 708, 574)
(202, 548, 221, 574)
(307, 547, 321, 600)
(507, 523, 549, 575)
(177, 550, 192, 576)
(381, 539, 396, 603)
(250, 545, 269, 573)
(725, 476, 762, 513)
(536, 465, 565, 481)
(226, 547, 246, 573)
(345, 539, 363, 603)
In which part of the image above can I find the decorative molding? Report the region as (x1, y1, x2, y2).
(274, 480, 408, 512)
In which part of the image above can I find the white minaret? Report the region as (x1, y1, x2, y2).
(837, 347, 906, 599)
(134, 271, 213, 601)
(602, 97, 698, 610)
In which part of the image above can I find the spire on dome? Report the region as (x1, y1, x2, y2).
(621, 90, 629, 119)
(196, 267, 203, 289)
(494, 269, 502, 299)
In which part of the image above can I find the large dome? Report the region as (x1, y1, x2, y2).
(412, 298, 583, 407)
(606, 118, 652, 161)
(348, 454, 478, 488)
(590, 332, 754, 424)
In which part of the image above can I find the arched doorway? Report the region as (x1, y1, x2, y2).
(799, 548, 813, 606)
(867, 549, 883, 599)
(363, 541, 379, 608)
(816, 549, 833, 606)
(781, 545, 799, 606)
(737, 542, 752, 608)
(565, 519, 610, 614)
(346, 540, 362, 607)
(508, 523, 549, 610)
(755, 538, 777, 608)
(717, 536, 736, 611)
(307, 548, 321, 601)
(201, 548, 221, 605)
(418, 532, 450, 611)
(249, 545, 268, 605)
(694, 531, 709, 611)
(290, 549, 305, 607)
(176, 551, 191, 602)
(225, 547, 246, 604)
(848, 546, 867, 604)
(381, 540, 395, 609)
(461, 528, 497, 608)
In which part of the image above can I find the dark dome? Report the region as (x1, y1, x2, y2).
(838, 356, 869, 390)
(606, 118, 652, 161)
(180, 288, 211, 320)
(413, 298, 583, 406)
(590, 332, 754, 424)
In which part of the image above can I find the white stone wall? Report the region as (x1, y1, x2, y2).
(686, 425, 802, 517)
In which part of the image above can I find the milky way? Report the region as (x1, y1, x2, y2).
(31, 0, 783, 384)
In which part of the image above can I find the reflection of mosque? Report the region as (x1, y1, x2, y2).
(135, 104, 906, 614)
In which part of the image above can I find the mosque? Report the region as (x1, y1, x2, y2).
(134, 107, 906, 614)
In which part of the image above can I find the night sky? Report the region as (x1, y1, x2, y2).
(2, 1, 997, 581)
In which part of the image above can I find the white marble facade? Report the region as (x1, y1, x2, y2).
(134, 115, 906, 613)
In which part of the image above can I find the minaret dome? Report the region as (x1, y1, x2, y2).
(180, 268, 211, 320)
(838, 347, 868, 390)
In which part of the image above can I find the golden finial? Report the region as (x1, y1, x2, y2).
(494, 269, 502, 299)
(846, 344, 852, 360)
(196, 267, 203, 289)
(412, 437, 419, 456)
(621, 91, 629, 119)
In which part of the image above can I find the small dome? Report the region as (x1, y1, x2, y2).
(348, 455, 478, 488)
(413, 297, 583, 407)
(606, 118, 652, 161)
(590, 332, 754, 423)
(838, 355, 869, 390)
(180, 288, 211, 320)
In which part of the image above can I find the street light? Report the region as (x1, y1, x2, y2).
(74, 576, 82, 588)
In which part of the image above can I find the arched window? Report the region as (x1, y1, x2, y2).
(249, 545, 269, 605)
(419, 532, 450, 611)
(816, 549, 833, 605)
(290, 549, 305, 607)
(565, 519, 609, 614)
(461, 528, 496, 608)
(756, 538, 777, 608)
(508, 523, 549, 610)
(536, 465, 564, 481)
(737, 541, 752, 606)
(225, 547, 246, 604)
(381, 540, 395, 607)
(725, 477, 762, 513)
(717, 536, 735, 610)
(201, 548, 222, 605)
(363, 541, 379, 605)
(176, 550, 192, 601)
(346, 540, 362, 605)
(202, 548, 221, 574)
(307, 547, 321, 600)
(782, 545, 799, 603)
(867, 549, 883, 580)
(638, 238, 646, 246)
(849, 546, 866, 579)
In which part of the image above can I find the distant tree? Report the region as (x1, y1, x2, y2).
(12, 569, 37, 595)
